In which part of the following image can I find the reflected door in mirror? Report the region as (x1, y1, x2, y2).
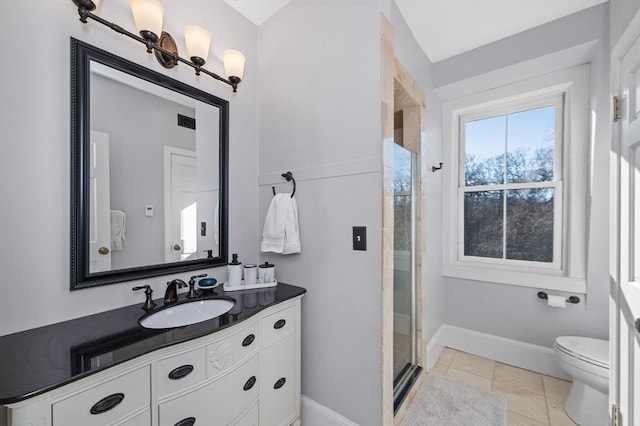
(89, 131, 112, 273)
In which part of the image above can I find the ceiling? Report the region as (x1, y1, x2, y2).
(225, 0, 608, 63)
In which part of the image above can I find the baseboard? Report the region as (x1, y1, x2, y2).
(428, 324, 571, 380)
(426, 326, 446, 370)
(300, 395, 359, 426)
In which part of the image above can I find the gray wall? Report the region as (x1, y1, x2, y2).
(0, 0, 259, 336)
(257, 1, 385, 424)
(436, 4, 611, 348)
(610, 0, 640, 48)
(389, 2, 445, 350)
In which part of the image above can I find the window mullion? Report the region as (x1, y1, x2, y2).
(502, 114, 509, 260)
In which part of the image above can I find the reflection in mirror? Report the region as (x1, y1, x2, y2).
(71, 38, 228, 289)
(89, 62, 220, 272)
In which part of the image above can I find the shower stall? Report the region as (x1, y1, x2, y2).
(392, 142, 420, 410)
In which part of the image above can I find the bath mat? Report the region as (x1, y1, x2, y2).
(400, 372, 507, 426)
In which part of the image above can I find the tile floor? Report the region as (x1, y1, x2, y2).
(432, 347, 577, 426)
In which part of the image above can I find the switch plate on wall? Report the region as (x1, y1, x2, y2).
(353, 226, 367, 251)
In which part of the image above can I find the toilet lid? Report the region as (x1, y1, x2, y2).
(555, 336, 609, 369)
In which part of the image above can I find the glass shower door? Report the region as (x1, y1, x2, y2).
(393, 143, 419, 409)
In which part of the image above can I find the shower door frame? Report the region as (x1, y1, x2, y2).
(392, 146, 420, 410)
(381, 14, 428, 425)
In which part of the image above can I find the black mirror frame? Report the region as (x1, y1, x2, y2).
(70, 38, 228, 290)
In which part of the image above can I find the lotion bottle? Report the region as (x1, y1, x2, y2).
(228, 253, 243, 287)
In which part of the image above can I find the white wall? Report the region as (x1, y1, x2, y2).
(0, 0, 259, 336)
(610, 0, 640, 49)
(257, 1, 385, 424)
(434, 4, 611, 348)
(389, 2, 445, 349)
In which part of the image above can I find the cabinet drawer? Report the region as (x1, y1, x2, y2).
(119, 409, 151, 426)
(159, 354, 259, 426)
(233, 321, 259, 364)
(262, 305, 296, 346)
(261, 333, 298, 426)
(157, 348, 206, 398)
(233, 401, 258, 426)
(53, 366, 150, 426)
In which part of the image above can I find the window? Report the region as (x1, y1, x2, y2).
(442, 66, 589, 292)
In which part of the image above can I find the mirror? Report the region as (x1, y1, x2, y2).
(71, 38, 228, 289)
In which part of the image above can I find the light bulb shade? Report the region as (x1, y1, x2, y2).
(223, 49, 246, 81)
(183, 25, 211, 65)
(72, 0, 100, 10)
(129, 0, 164, 40)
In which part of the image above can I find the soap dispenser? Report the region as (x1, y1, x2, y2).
(228, 253, 242, 287)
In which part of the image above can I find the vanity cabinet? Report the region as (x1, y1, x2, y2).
(2, 297, 301, 426)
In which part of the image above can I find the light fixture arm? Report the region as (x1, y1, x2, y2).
(72, 2, 241, 92)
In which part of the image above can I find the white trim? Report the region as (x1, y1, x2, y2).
(300, 395, 359, 426)
(442, 65, 590, 293)
(426, 326, 447, 370)
(610, 9, 640, 61)
(258, 156, 380, 187)
(427, 324, 571, 380)
(434, 41, 599, 101)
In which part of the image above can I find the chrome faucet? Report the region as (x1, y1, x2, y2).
(164, 279, 187, 304)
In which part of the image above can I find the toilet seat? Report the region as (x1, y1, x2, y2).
(554, 336, 609, 370)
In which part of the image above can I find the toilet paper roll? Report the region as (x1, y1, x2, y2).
(547, 294, 566, 308)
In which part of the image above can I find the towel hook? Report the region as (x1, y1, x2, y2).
(271, 171, 296, 198)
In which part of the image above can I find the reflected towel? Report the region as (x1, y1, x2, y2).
(261, 194, 301, 254)
(110, 210, 127, 251)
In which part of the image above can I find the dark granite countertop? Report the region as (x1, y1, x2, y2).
(0, 283, 306, 405)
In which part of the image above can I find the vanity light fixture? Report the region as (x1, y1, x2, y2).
(71, 0, 246, 92)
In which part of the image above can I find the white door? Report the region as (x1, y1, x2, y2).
(610, 10, 640, 426)
(89, 131, 111, 272)
(164, 147, 197, 263)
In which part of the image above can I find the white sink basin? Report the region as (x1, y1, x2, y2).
(139, 299, 235, 329)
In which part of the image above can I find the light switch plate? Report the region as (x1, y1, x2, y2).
(353, 226, 367, 251)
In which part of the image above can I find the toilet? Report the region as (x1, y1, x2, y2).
(554, 336, 609, 426)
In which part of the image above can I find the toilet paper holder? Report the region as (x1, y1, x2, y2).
(537, 291, 580, 304)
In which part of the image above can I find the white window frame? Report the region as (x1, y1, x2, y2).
(442, 65, 589, 293)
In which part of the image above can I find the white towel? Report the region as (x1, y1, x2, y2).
(110, 210, 127, 251)
(261, 194, 301, 254)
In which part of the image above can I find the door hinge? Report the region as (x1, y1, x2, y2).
(611, 404, 620, 426)
(613, 96, 622, 122)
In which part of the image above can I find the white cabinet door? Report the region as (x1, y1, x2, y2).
(261, 334, 298, 426)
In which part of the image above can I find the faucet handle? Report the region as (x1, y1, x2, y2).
(189, 273, 208, 285)
(132, 285, 156, 311)
(186, 274, 207, 299)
